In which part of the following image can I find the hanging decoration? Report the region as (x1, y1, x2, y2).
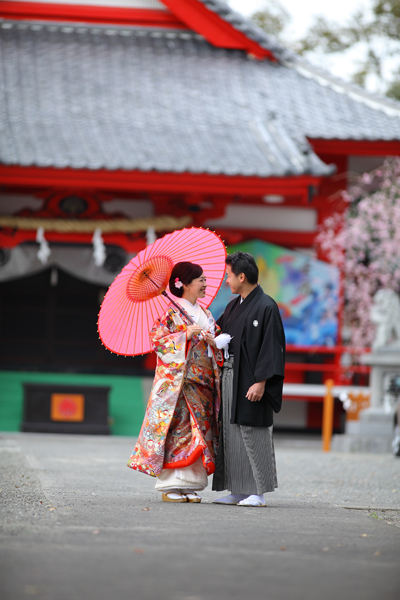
(92, 228, 106, 267)
(146, 226, 156, 246)
(0, 189, 192, 255)
(36, 227, 51, 264)
(0, 214, 192, 254)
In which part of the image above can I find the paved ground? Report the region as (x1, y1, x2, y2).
(1, 432, 399, 600)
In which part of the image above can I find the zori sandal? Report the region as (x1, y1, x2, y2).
(185, 492, 201, 503)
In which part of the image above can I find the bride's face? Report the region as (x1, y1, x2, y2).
(183, 273, 207, 300)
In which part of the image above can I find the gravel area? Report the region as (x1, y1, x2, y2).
(0, 437, 56, 535)
(1, 432, 399, 530)
(1, 432, 399, 600)
(273, 434, 400, 527)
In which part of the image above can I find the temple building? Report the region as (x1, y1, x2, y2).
(1, 0, 400, 435)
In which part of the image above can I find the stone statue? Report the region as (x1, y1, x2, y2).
(370, 289, 400, 349)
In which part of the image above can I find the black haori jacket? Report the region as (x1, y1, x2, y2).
(217, 285, 286, 428)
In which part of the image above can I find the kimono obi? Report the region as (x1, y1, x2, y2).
(184, 339, 215, 389)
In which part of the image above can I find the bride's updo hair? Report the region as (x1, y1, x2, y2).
(169, 262, 203, 298)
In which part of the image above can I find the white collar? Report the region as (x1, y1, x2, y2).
(175, 298, 207, 327)
(176, 297, 199, 310)
(175, 297, 201, 318)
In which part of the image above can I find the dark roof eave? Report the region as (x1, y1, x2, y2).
(0, 164, 328, 195)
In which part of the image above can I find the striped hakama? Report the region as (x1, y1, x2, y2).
(213, 356, 278, 495)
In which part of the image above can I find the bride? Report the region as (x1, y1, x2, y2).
(128, 261, 227, 503)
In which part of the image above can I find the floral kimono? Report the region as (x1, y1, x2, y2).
(128, 304, 223, 479)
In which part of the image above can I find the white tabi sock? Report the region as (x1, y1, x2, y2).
(166, 493, 185, 500)
(213, 494, 247, 505)
(160, 489, 186, 499)
(181, 489, 201, 499)
(237, 494, 266, 506)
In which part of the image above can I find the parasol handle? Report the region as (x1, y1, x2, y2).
(142, 270, 195, 324)
(161, 291, 195, 325)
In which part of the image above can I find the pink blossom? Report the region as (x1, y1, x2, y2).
(316, 157, 400, 349)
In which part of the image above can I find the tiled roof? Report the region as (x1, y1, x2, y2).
(199, 0, 400, 120)
(1, 20, 399, 177)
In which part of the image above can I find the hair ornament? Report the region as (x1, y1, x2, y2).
(174, 278, 183, 289)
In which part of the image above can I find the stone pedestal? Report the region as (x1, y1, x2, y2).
(332, 347, 399, 453)
(358, 406, 395, 436)
(362, 347, 400, 407)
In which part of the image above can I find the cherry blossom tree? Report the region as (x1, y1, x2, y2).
(316, 157, 400, 348)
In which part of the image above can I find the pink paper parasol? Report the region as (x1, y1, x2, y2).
(98, 227, 226, 356)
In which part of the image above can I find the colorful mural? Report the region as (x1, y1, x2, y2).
(209, 239, 339, 347)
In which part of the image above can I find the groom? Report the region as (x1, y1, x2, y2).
(208, 251, 286, 507)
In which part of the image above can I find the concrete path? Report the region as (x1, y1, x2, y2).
(1, 432, 399, 600)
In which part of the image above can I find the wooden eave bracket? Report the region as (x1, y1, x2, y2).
(161, 0, 276, 61)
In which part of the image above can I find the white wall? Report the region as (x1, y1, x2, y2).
(102, 199, 153, 218)
(348, 156, 385, 176)
(206, 204, 317, 232)
(0, 194, 43, 215)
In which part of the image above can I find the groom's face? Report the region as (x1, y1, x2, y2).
(225, 265, 244, 295)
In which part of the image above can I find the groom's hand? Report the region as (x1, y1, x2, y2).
(203, 331, 217, 348)
(246, 381, 266, 402)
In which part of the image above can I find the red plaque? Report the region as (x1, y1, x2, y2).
(51, 394, 85, 422)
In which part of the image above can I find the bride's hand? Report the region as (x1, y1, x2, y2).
(203, 331, 217, 348)
(187, 324, 202, 340)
